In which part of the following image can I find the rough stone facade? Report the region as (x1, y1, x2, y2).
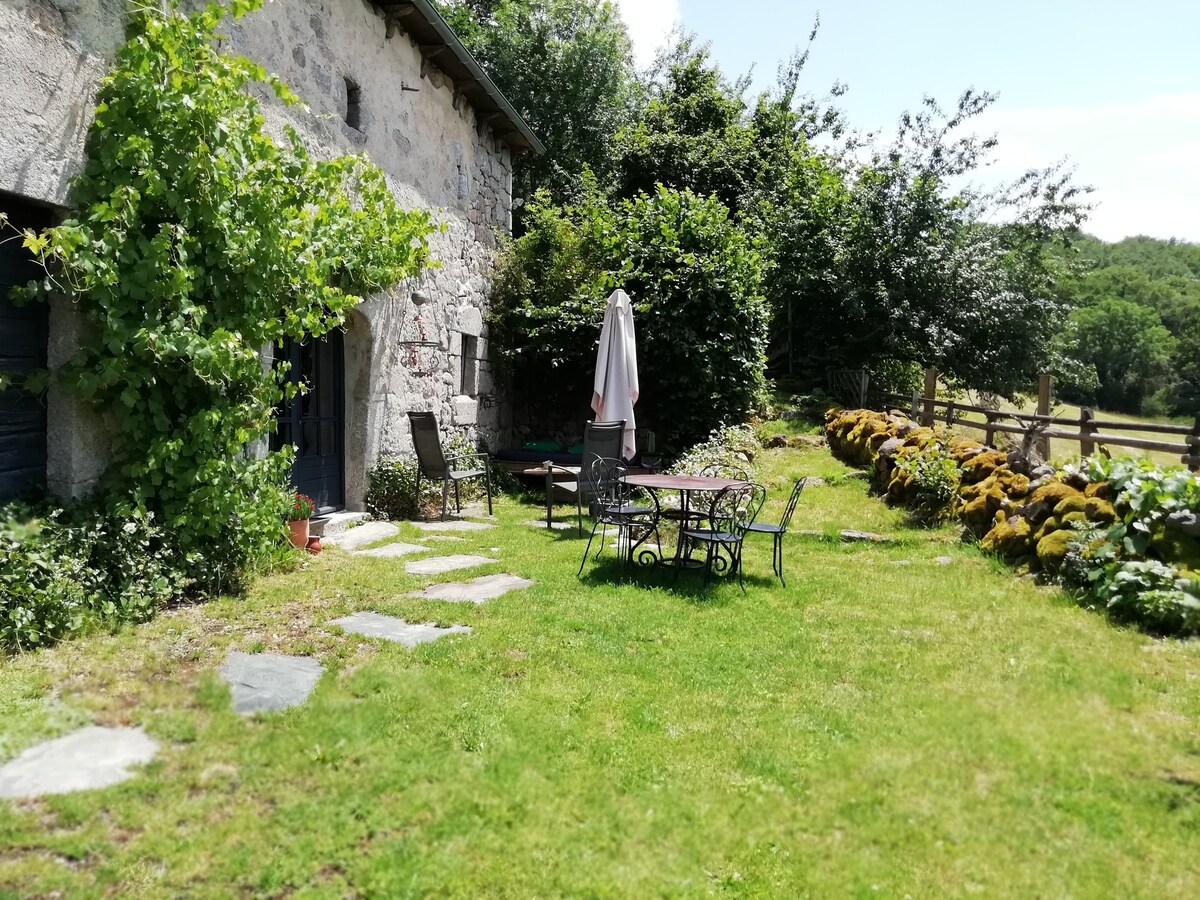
(0, 0, 522, 509)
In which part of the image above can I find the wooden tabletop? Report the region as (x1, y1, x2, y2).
(623, 474, 747, 491)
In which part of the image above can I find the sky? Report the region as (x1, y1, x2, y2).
(613, 0, 1200, 243)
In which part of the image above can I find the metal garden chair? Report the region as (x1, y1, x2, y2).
(548, 419, 625, 533)
(741, 477, 807, 586)
(407, 411, 493, 520)
(577, 456, 659, 575)
(675, 481, 766, 594)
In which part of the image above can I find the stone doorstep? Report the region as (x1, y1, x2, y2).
(311, 511, 370, 538)
(0, 726, 158, 800)
(324, 521, 401, 551)
(329, 612, 472, 647)
(219, 652, 324, 715)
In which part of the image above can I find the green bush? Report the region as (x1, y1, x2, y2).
(892, 437, 960, 526)
(491, 181, 768, 452)
(365, 433, 496, 521)
(1, 501, 185, 653)
(669, 424, 761, 479)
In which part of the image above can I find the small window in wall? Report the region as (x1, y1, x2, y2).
(460, 334, 479, 397)
(343, 77, 362, 132)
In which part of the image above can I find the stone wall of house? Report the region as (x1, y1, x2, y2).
(0, 0, 516, 509)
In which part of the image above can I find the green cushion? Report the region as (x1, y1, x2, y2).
(522, 439, 563, 452)
(566, 443, 586, 455)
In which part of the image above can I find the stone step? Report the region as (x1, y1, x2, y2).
(405, 554, 497, 575)
(312, 510, 370, 538)
(411, 573, 533, 604)
(353, 542, 430, 559)
(325, 521, 400, 551)
(410, 520, 495, 532)
(0, 726, 157, 799)
(329, 612, 472, 647)
(219, 652, 324, 715)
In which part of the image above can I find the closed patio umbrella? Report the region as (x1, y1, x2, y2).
(591, 288, 639, 461)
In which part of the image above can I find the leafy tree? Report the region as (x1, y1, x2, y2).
(436, 0, 634, 211)
(1065, 299, 1176, 413)
(491, 183, 768, 450)
(612, 37, 759, 211)
(762, 90, 1088, 396)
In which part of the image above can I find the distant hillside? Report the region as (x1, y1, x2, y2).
(1054, 232, 1200, 417)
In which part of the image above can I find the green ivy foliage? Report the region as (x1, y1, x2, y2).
(491, 180, 768, 452)
(15, 0, 434, 598)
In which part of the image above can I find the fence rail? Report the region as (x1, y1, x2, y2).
(875, 389, 1200, 472)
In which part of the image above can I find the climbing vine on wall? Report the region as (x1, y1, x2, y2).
(17, 0, 435, 595)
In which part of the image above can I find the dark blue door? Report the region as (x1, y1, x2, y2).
(271, 331, 345, 511)
(0, 197, 50, 501)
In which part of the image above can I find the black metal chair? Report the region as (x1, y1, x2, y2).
(742, 477, 807, 586)
(676, 481, 766, 594)
(578, 457, 658, 575)
(407, 411, 493, 521)
(548, 419, 625, 533)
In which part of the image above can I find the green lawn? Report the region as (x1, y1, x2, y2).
(2, 443, 1199, 896)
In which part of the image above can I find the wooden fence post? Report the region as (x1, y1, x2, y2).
(1036, 372, 1052, 460)
(921, 368, 938, 427)
(910, 390, 920, 419)
(1187, 415, 1200, 472)
(1079, 407, 1097, 459)
(984, 412, 997, 448)
(859, 371, 870, 408)
(945, 399, 956, 429)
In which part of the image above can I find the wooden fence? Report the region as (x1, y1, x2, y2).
(875, 371, 1200, 472)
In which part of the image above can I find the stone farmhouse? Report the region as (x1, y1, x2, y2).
(0, 0, 542, 512)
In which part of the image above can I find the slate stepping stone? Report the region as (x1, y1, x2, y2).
(327, 521, 400, 550)
(329, 612, 472, 647)
(426, 535, 467, 542)
(935, 556, 954, 565)
(410, 520, 494, 532)
(219, 652, 324, 715)
(405, 554, 496, 575)
(0, 726, 157, 799)
(353, 541, 429, 558)
(525, 519, 574, 531)
(411, 574, 533, 604)
(839, 530, 893, 543)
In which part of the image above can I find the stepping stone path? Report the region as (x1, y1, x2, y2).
(329, 612, 472, 647)
(353, 541, 429, 559)
(935, 556, 954, 565)
(525, 519, 575, 530)
(411, 574, 533, 604)
(326, 521, 400, 551)
(839, 530, 893, 543)
(405, 554, 496, 576)
(410, 520, 494, 532)
(426, 535, 467, 542)
(0, 726, 157, 799)
(219, 652, 324, 715)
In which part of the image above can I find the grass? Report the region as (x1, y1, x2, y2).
(2, 442, 1200, 896)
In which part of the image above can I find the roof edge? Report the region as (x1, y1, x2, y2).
(376, 0, 545, 156)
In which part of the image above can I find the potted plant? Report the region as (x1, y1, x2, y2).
(288, 492, 315, 548)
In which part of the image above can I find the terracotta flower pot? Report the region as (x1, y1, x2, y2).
(289, 518, 310, 549)
(306, 535, 322, 555)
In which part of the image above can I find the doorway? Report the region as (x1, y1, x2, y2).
(272, 331, 345, 511)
